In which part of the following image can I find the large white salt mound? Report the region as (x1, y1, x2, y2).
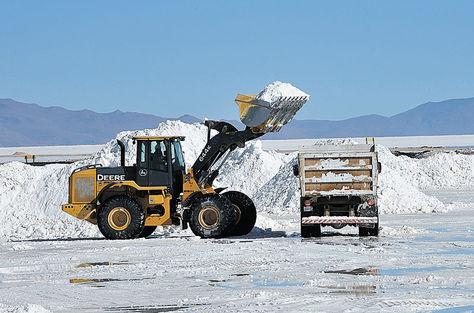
(376, 146, 474, 189)
(0, 162, 99, 241)
(214, 141, 291, 197)
(256, 81, 309, 103)
(254, 155, 299, 214)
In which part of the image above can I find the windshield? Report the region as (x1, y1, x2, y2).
(172, 140, 185, 169)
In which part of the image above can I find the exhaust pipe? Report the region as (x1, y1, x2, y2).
(117, 140, 126, 167)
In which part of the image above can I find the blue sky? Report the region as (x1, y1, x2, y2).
(0, 1, 473, 121)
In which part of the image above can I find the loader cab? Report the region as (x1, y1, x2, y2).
(133, 136, 186, 197)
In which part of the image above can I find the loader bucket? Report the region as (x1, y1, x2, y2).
(235, 93, 309, 133)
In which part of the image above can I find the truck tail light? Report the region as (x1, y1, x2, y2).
(367, 198, 376, 206)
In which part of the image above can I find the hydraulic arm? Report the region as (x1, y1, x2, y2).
(191, 121, 264, 187)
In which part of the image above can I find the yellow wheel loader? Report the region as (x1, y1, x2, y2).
(62, 88, 309, 239)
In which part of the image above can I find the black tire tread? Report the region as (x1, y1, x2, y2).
(97, 196, 145, 240)
(223, 191, 257, 236)
(189, 195, 236, 239)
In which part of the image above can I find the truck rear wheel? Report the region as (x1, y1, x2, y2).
(97, 196, 145, 240)
(359, 214, 379, 237)
(301, 225, 321, 238)
(189, 195, 236, 239)
(223, 191, 257, 236)
(138, 226, 157, 238)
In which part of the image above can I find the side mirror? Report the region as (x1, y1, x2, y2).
(377, 162, 382, 173)
(293, 164, 299, 176)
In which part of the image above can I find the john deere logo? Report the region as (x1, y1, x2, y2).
(139, 169, 148, 176)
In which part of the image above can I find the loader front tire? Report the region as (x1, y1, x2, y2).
(98, 196, 145, 240)
(223, 191, 257, 236)
(189, 195, 236, 239)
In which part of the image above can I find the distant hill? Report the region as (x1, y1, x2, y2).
(0, 99, 199, 147)
(0, 97, 473, 146)
(264, 97, 474, 139)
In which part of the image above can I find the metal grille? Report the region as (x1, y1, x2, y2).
(74, 177, 95, 203)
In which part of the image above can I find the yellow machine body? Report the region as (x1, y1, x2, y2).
(62, 165, 211, 227)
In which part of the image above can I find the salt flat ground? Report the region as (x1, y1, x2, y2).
(0, 190, 472, 313)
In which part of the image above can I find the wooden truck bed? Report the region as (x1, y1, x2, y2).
(298, 144, 379, 197)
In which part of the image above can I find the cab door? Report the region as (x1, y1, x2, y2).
(149, 140, 171, 187)
(135, 140, 149, 186)
(135, 140, 171, 187)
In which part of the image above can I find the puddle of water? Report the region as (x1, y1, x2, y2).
(432, 305, 474, 313)
(325, 267, 380, 276)
(429, 226, 451, 233)
(251, 278, 304, 288)
(76, 261, 129, 268)
(70, 277, 152, 285)
(431, 248, 474, 256)
(317, 283, 377, 296)
(104, 305, 190, 312)
(231, 273, 250, 277)
(380, 265, 452, 276)
(415, 236, 473, 243)
(209, 279, 227, 283)
(210, 277, 303, 289)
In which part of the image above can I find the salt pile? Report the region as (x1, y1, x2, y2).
(0, 120, 473, 241)
(256, 81, 309, 103)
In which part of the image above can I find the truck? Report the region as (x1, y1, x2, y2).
(294, 144, 381, 237)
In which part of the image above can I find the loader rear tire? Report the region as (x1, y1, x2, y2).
(223, 191, 257, 236)
(189, 195, 236, 239)
(138, 226, 157, 238)
(97, 196, 145, 240)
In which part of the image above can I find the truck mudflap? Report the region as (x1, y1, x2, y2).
(301, 216, 378, 225)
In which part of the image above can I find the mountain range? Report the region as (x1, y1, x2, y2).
(0, 97, 473, 147)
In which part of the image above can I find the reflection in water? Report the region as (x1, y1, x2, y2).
(325, 267, 380, 276)
(70, 277, 152, 285)
(318, 283, 377, 296)
(76, 261, 129, 268)
(104, 305, 190, 312)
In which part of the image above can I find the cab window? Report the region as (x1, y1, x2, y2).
(171, 140, 185, 169)
(150, 141, 168, 171)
